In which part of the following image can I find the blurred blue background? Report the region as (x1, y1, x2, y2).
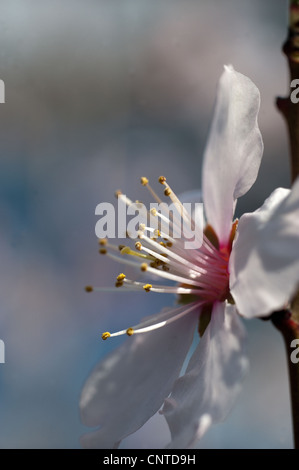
(0, 0, 294, 448)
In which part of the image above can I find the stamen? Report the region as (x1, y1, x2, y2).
(138, 176, 163, 204)
(96, 176, 231, 337)
(139, 225, 176, 244)
(99, 242, 120, 255)
(120, 246, 154, 261)
(136, 243, 171, 266)
(145, 263, 212, 288)
(134, 301, 203, 332)
(102, 332, 111, 340)
(108, 329, 128, 338)
(143, 284, 152, 292)
(140, 234, 211, 277)
(102, 301, 203, 340)
(140, 177, 149, 186)
(85, 285, 132, 292)
(158, 176, 167, 184)
(123, 277, 206, 295)
(159, 176, 207, 243)
(106, 252, 147, 269)
(118, 194, 134, 207)
(149, 210, 181, 239)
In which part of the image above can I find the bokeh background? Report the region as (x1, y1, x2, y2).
(0, 0, 294, 448)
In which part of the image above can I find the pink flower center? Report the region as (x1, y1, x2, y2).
(88, 177, 237, 340)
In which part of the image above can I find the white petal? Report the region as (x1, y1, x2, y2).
(230, 179, 299, 317)
(80, 306, 199, 448)
(161, 302, 249, 449)
(202, 65, 263, 246)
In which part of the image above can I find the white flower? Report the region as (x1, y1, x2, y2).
(80, 66, 299, 448)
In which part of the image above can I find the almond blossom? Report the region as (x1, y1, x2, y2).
(80, 65, 299, 448)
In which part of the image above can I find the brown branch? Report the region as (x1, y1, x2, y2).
(274, 1, 299, 449)
(277, 2, 299, 182)
(272, 310, 299, 449)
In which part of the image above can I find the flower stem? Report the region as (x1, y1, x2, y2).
(272, 309, 299, 448)
(277, 0, 299, 182)
(274, 1, 299, 448)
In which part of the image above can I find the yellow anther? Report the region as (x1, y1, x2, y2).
(140, 177, 149, 186)
(150, 208, 157, 216)
(120, 246, 131, 255)
(115, 281, 123, 288)
(158, 176, 167, 184)
(140, 263, 148, 272)
(139, 223, 146, 231)
(99, 248, 107, 255)
(121, 245, 153, 260)
(115, 190, 122, 198)
(117, 273, 126, 281)
(160, 241, 166, 248)
(150, 261, 159, 268)
(135, 241, 142, 251)
(99, 238, 107, 246)
(143, 284, 152, 292)
(154, 229, 161, 238)
(126, 327, 134, 336)
(166, 242, 173, 247)
(85, 285, 93, 292)
(102, 332, 111, 340)
(164, 187, 171, 197)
